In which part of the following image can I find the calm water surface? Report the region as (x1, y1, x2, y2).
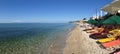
(0, 23, 75, 54)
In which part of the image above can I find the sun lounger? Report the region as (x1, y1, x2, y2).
(89, 29, 109, 39)
(83, 28, 93, 31)
(97, 30, 120, 43)
(90, 28, 104, 34)
(86, 27, 99, 33)
(101, 36, 120, 48)
(89, 33, 108, 39)
(97, 37, 116, 43)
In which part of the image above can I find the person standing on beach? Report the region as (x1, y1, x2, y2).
(82, 18, 87, 28)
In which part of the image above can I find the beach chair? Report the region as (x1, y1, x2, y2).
(97, 30, 120, 43)
(101, 36, 120, 49)
(89, 28, 110, 39)
(89, 32, 108, 39)
(97, 37, 116, 43)
(83, 27, 93, 31)
(86, 27, 99, 33)
(90, 28, 105, 34)
(83, 28, 93, 31)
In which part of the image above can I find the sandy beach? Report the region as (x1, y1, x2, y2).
(63, 24, 111, 54)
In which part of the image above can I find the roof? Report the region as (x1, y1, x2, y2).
(101, 0, 120, 13)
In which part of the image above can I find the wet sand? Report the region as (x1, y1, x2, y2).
(49, 36, 67, 54)
(63, 25, 111, 54)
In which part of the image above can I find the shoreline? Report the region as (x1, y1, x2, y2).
(63, 24, 111, 54)
(63, 24, 82, 54)
(48, 25, 75, 54)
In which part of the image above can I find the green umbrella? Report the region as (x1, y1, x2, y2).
(99, 19, 105, 24)
(102, 15, 120, 24)
(87, 19, 98, 24)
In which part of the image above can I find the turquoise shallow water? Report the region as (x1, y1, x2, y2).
(0, 23, 75, 54)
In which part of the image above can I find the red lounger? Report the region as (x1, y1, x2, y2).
(89, 33, 108, 39)
(102, 37, 120, 48)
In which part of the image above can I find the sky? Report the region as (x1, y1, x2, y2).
(0, 0, 112, 23)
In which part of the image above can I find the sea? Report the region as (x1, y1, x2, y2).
(0, 23, 75, 54)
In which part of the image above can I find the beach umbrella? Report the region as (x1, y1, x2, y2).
(98, 19, 105, 24)
(113, 15, 120, 24)
(101, 0, 120, 13)
(86, 19, 99, 24)
(102, 15, 120, 24)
